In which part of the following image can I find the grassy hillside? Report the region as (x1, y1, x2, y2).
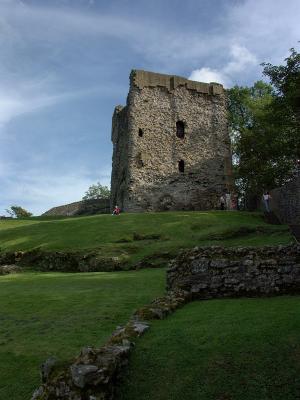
(0, 211, 293, 266)
(0, 269, 165, 400)
(119, 296, 300, 400)
(1, 269, 299, 400)
(0, 211, 297, 399)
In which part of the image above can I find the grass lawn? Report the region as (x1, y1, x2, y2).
(118, 296, 300, 400)
(0, 211, 297, 399)
(0, 211, 293, 266)
(0, 269, 165, 400)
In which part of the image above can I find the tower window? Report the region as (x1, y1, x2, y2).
(176, 121, 185, 139)
(178, 159, 185, 173)
(138, 128, 144, 137)
(136, 152, 144, 168)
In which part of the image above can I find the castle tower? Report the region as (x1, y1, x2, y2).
(111, 70, 233, 212)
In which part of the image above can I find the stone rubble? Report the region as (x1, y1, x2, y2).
(0, 264, 22, 275)
(31, 290, 189, 400)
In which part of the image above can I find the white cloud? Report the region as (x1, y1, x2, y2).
(189, 67, 228, 86)
(189, 44, 257, 88)
(0, 2, 142, 42)
(228, 0, 300, 62)
(223, 44, 257, 75)
(0, 0, 23, 4)
(1, 0, 299, 75)
(188, 0, 300, 87)
(0, 85, 101, 130)
(0, 1, 224, 72)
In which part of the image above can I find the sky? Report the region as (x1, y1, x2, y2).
(0, 0, 299, 215)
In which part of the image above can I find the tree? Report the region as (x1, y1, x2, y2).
(5, 205, 33, 218)
(228, 81, 294, 208)
(262, 47, 300, 155)
(227, 47, 300, 208)
(82, 182, 111, 200)
(262, 47, 300, 114)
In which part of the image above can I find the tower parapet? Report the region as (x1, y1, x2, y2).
(130, 70, 224, 95)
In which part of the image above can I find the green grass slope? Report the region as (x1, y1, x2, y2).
(0, 269, 165, 400)
(119, 296, 300, 400)
(0, 212, 293, 266)
(0, 211, 296, 399)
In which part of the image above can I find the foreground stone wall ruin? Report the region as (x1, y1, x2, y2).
(31, 244, 300, 399)
(111, 70, 233, 212)
(167, 245, 300, 298)
(31, 290, 190, 400)
(270, 176, 300, 224)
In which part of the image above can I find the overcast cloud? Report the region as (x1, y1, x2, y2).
(0, 0, 299, 215)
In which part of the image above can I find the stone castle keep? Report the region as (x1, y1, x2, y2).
(111, 70, 233, 212)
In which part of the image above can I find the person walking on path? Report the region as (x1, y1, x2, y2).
(262, 192, 271, 212)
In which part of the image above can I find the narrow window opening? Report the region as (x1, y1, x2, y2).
(136, 152, 144, 168)
(178, 159, 185, 173)
(176, 121, 185, 139)
(138, 128, 144, 137)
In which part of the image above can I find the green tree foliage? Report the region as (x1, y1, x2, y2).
(5, 205, 33, 218)
(262, 47, 300, 113)
(228, 47, 300, 207)
(262, 47, 300, 154)
(82, 182, 111, 200)
(228, 81, 286, 194)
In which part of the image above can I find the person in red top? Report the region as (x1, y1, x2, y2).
(112, 205, 121, 215)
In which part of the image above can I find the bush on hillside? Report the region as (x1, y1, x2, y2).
(82, 182, 111, 200)
(5, 205, 33, 218)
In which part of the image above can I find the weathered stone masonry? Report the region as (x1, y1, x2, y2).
(111, 70, 233, 212)
(167, 245, 300, 298)
(270, 176, 300, 224)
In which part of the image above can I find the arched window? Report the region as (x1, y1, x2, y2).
(176, 121, 185, 139)
(138, 128, 144, 137)
(178, 159, 185, 173)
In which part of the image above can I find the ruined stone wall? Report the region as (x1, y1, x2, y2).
(42, 199, 110, 216)
(111, 70, 233, 212)
(270, 176, 300, 224)
(110, 105, 130, 208)
(167, 245, 300, 298)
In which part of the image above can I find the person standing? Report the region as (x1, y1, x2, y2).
(225, 191, 231, 210)
(231, 193, 238, 210)
(262, 192, 271, 212)
(220, 194, 225, 210)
